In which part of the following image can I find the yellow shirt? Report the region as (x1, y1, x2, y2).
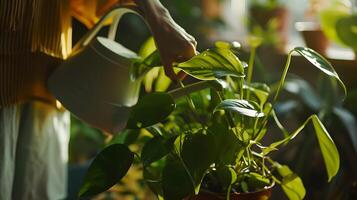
(0, 0, 127, 107)
(0, 0, 72, 107)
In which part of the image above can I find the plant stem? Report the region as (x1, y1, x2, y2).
(246, 47, 257, 99)
(271, 51, 293, 106)
(174, 138, 197, 193)
(177, 80, 206, 127)
(216, 90, 236, 128)
(168, 80, 218, 100)
(254, 51, 293, 140)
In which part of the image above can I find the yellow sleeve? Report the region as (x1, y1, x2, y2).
(70, 0, 136, 28)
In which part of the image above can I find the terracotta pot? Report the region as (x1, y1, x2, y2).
(295, 22, 329, 56)
(249, 6, 289, 50)
(201, 0, 222, 19)
(186, 184, 274, 200)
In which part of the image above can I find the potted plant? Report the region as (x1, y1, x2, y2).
(295, 0, 329, 56)
(248, 0, 289, 51)
(77, 41, 346, 199)
(319, 0, 357, 59)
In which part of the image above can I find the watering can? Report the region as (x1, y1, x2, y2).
(48, 6, 148, 134)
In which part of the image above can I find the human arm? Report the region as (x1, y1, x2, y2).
(70, 0, 197, 80)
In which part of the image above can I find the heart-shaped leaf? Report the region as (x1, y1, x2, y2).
(181, 131, 216, 193)
(175, 48, 245, 80)
(208, 123, 244, 165)
(293, 47, 346, 96)
(79, 144, 134, 197)
(336, 15, 357, 50)
(126, 92, 175, 129)
(214, 99, 264, 118)
(214, 166, 237, 191)
(162, 157, 195, 200)
(141, 136, 175, 166)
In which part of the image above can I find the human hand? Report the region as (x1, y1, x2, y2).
(151, 14, 197, 81)
(138, 0, 197, 81)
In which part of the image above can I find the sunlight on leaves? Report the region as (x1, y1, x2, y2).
(175, 48, 245, 80)
(276, 163, 306, 200)
(214, 99, 264, 118)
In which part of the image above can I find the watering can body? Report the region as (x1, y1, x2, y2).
(48, 7, 143, 133)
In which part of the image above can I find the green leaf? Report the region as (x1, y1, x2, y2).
(79, 144, 134, 197)
(245, 172, 271, 191)
(269, 115, 340, 182)
(333, 107, 357, 153)
(276, 164, 306, 200)
(293, 47, 346, 96)
(319, 7, 350, 45)
(175, 48, 245, 80)
(336, 15, 357, 50)
(311, 115, 340, 182)
(141, 136, 175, 166)
(214, 99, 264, 118)
(208, 123, 244, 165)
(215, 166, 237, 191)
(247, 35, 263, 48)
(143, 159, 165, 196)
(134, 51, 162, 80)
(154, 68, 172, 92)
(108, 129, 140, 146)
(250, 82, 271, 93)
(243, 84, 270, 106)
(133, 37, 161, 80)
(138, 37, 156, 57)
(215, 41, 242, 50)
(162, 157, 195, 200)
(126, 92, 175, 129)
(181, 131, 216, 193)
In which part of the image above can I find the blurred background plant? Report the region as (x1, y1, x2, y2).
(319, 0, 357, 57)
(247, 0, 289, 51)
(272, 76, 357, 199)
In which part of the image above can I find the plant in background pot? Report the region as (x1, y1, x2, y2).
(319, 0, 357, 59)
(248, 0, 289, 51)
(295, 0, 330, 56)
(77, 41, 346, 200)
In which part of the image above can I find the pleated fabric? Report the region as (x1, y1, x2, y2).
(0, 0, 72, 107)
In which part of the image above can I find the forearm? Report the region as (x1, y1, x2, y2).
(132, 0, 170, 25)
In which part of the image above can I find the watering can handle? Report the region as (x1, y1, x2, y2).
(72, 5, 142, 54)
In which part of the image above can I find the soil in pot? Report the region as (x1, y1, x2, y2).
(185, 172, 274, 200)
(187, 186, 273, 200)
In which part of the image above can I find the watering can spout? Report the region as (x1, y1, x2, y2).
(48, 6, 147, 134)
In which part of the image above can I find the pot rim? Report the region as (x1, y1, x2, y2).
(199, 180, 275, 196)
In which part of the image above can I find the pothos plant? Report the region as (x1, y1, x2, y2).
(78, 40, 346, 200)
